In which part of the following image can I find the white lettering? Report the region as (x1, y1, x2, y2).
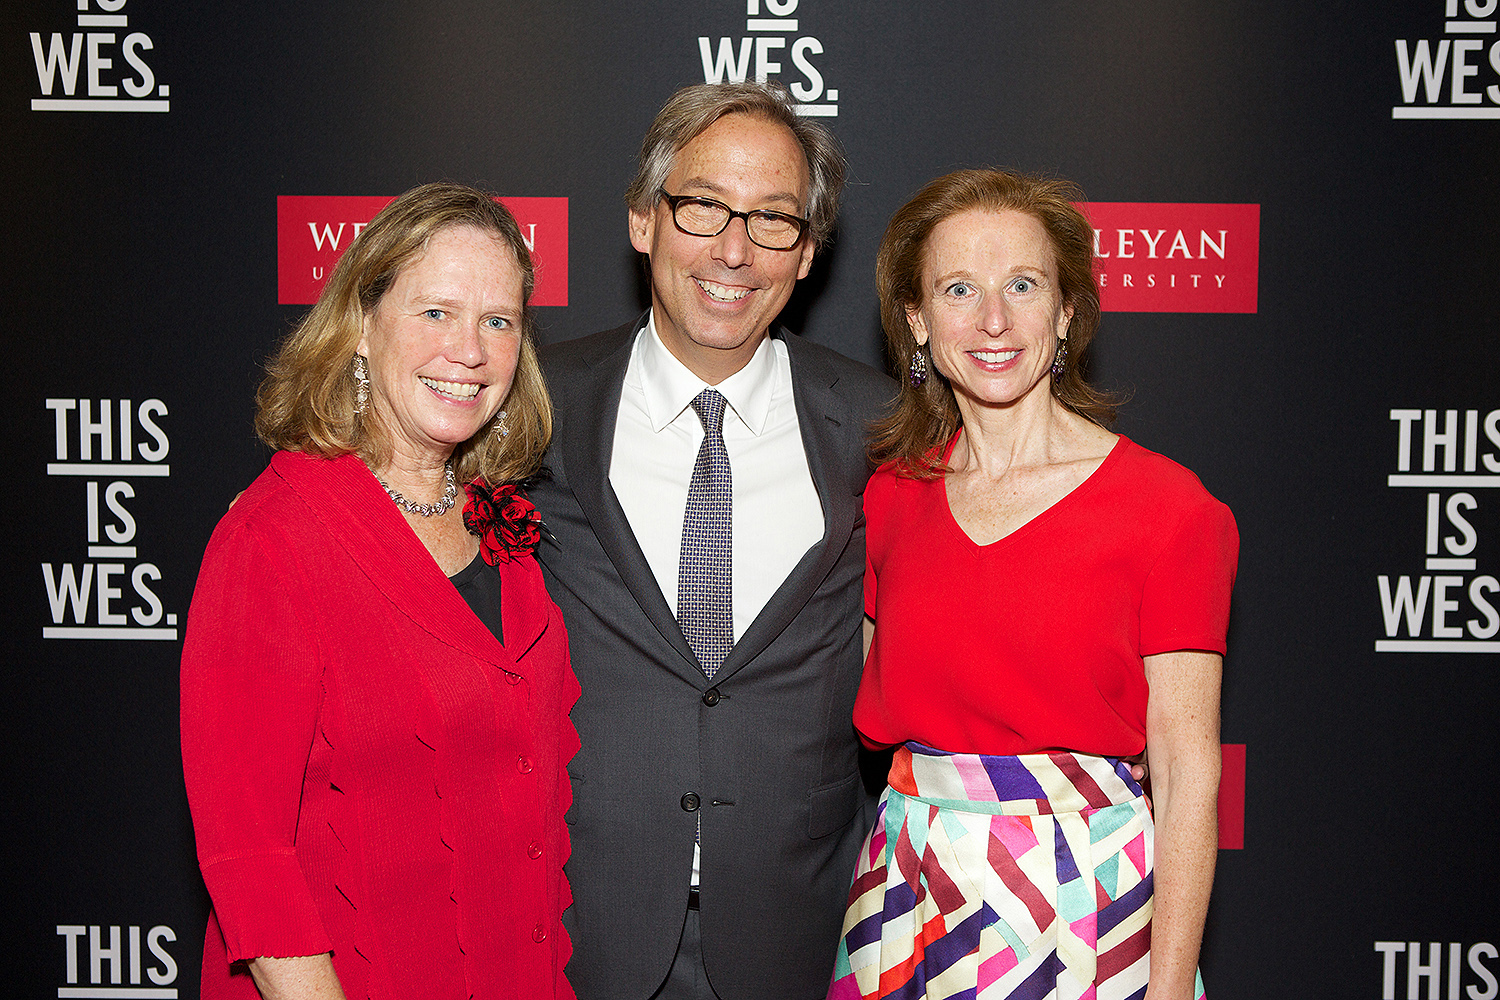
(1444, 494, 1477, 555)
(1200, 229, 1227, 259)
(755, 36, 785, 81)
(1140, 229, 1167, 257)
(1167, 230, 1192, 258)
(1489, 41, 1500, 104)
(58, 926, 87, 985)
(48, 398, 77, 459)
(91, 925, 122, 986)
(1379, 575, 1430, 636)
(96, 563, 127, 625)
(1379, 942, 1407, 1000)
(86, 33, 116, 97)
(699, 37, 753, 84)
(87, 482, 101, 543)
(1396, 40, 1451, 103)
(1452, 39, 1484, 104)
(307, 222, 347, 252)
(137, 399, 169, 461)
(1466, 410, 1480, 471)
(119, 400, 132, 462)
(789, 37, 824, 101)
(1392, 409, 1422, 471)
(1116, 229, 1135, 258)
(44, 563, 94, 623)
(1411, 942, 1442, 1000)
(105, 481, 136, 543)
(79, 398, 112, 461)
(31, 33, 83, 96)
(1215, 274, 1226, 287)
(1483, 410, 1500, 473)
(121, 33, 155, 98)
(1424, 409, 1460, 472)
(1471, 578, 1500, 639)
(1427, 493, 1442, 555)
(147, 926, 178, 985)
(1432, 576, 1464, 638)
(132, 564, 165, 626)
(1472, 942, 1499, 1000)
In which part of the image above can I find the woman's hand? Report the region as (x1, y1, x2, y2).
(1142, 649, 1222, 1000)
(247, 955, 348, 1000)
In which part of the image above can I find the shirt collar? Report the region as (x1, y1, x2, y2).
(637, 311, 779, 435)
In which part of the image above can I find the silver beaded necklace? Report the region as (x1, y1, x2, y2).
(379, 460, 458, 517)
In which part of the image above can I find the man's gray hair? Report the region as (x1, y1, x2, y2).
(625, 81, 846, 250)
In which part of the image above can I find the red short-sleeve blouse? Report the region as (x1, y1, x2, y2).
(854, 434, 1238, 757)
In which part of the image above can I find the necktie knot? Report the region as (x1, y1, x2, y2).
(691, 388, 727, 435)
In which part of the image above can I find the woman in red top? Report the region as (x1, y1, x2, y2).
(181, 184, 578, 1000)
(830, 171, 1237, 1000)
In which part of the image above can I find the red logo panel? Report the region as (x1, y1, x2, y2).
(276, 195, 568, 307)
(1080, 203, 1260, 313)
(1218, 743, 1246, 849)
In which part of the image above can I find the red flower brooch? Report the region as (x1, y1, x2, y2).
(462, 480, 543, 565)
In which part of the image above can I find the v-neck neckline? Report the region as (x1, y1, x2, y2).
(939, 431, 1129, 551)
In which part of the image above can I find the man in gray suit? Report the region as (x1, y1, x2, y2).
(530, 82, 893, 1000)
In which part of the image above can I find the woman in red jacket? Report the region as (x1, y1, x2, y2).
(181, 183, 578, 1000)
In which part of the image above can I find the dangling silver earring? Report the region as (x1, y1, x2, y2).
(908, 349, 928, 387)
(1051, 338, 1068, 378)
(492, 409, 510, 438)
(353, 354, 370, 414)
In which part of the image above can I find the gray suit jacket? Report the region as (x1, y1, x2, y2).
(532, 316, 894, 1000)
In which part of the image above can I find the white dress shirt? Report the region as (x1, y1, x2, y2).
(609, 316, 825, 885)
(609, 314, 825, 645)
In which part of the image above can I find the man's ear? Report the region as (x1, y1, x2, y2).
(629, 206, 654, 255)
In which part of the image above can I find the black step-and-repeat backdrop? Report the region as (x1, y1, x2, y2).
(5, 1, 1496, 997)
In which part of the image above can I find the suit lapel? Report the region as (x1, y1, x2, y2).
(557, 318, 703, 679)
(713, 331, 861, 683)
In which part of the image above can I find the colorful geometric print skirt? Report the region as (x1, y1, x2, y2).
(829, 744, 1205, 1000)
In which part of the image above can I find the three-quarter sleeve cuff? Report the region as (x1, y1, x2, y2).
(200, 853, 334, 963)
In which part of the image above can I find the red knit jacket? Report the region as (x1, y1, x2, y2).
(181, 451, 578, 999)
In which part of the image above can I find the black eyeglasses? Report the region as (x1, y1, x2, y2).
(657, 189, 809, 251)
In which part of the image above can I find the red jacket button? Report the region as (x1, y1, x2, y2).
(517, 755, 533, 773)
(528, 841, 543, 859)
(532, 924, 547, 943)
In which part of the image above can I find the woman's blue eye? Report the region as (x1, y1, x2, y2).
(485, 316, 510, 330)
(948, 282, 973, 297)
(425, 308, 445, 320)
(1011, 278, 1034, 294)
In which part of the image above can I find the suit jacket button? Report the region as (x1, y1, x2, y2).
(681, 792, 700, 812)
(702, 688, 720, 706)
(532, 924, 547, 943)
(517, 755, 533, 774)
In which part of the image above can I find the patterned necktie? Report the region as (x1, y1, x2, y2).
(677, 388, 733, 678)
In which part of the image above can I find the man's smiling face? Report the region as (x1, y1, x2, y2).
(629, 112, 816, 384)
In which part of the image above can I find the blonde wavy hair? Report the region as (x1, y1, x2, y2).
(255, 182, 551, 485)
